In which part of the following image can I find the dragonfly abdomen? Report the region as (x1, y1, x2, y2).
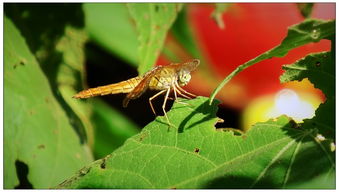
(73, 76, 142, 99)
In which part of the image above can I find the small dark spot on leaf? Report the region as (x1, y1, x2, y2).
(100, 154, 111, 169)
(37, 144, 45, 149)
(242, 135, 247, 140)
(13, 59, 26, 69)
(20, 59, 26, 66)
(100, 161, 106, 169)
(29, 110, 34, 115)
(154, 25, 161, 30)
(194, 148, 200, 153)
(79, 167, 90, 176)
(45, 97, 50, 103)
(315, 61, 321, 67)
(170, 187, 176, 189)
(15, 160, 33, 189)
(155, 5, 159, 12)
(139, 133, 148, 141)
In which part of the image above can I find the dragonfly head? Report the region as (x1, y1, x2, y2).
(178, 70, 191, 86)
(177, 59, 200, 86)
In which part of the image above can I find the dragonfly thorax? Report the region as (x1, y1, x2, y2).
(178, 70, 191, 86)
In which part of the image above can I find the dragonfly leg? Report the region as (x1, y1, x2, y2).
(173, 85, 179, 100)
(174, 85, 192, 99)
(162, 88, 174, 127)
(175, 81, 197, 97)
(174, 82, 196, 99)
(171, 85, 192, 106)
(149, 89, 167, 116)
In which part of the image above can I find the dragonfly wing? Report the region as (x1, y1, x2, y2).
(123, 66, 162, 107)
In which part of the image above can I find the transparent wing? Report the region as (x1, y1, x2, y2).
(123, 66, 162, 107)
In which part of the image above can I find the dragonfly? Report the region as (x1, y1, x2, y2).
(73, 59, 200, 126)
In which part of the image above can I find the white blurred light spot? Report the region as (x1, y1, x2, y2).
(330, 142, 335, 152)
(274, 89, 315, 122)
(315, 134, 325, 142)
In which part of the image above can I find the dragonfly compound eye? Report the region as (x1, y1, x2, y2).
(178, 72, 191, 86)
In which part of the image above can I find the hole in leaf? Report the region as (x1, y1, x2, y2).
(215, 105, 240, 129)
(100, 160, 106, 169)
(194, 148, 200, 153)
(100, 154, 111, 169)
(14, 160, 33, 189)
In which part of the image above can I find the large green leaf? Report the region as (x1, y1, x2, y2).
(5, 3, 93, 146)
(57, 97, 334, 189)
(83, 3, 139, 66)
(127, 3, 183, 74)
(280, 51, 334, 139)
(4, 16, 93, 189)
(210, 19, 335, 103)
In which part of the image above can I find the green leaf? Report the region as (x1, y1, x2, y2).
(57, 97, 334, 189)
(286, 170, 335, 189)
(4, 16, 93, 189)
(211, 3, 230, 29)
(5, 3, 93, 146)
(170, 7, 203, 60)
(280, 51, 334, 139)
(127, 3, 183, 74)
(55, 26, 95, 146)
(91, 99, 140, 159)
(280, 52, 334, 98)
(210, 19, 335, 104)
(83, 3, 139, 66)
(296, 3, 314, 18)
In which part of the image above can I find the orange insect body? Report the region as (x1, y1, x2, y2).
(73, 76, 143, 99)
(73, 59, 200, 125)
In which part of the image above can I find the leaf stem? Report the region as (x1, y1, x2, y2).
(209, 47, 275, 105)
